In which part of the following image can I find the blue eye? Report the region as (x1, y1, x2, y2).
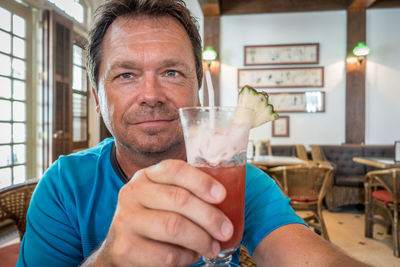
(119, 73, 134, 79)
(165, 70, 179, 77)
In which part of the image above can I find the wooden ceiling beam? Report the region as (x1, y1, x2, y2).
(199, 0, 220, 16)
(349, 0, 377, 9)
(219, 0, 349, 15)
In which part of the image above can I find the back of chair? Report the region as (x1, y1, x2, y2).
(268, 165, 333, 203)
(365, 168, 400, 207)
(310, 145, 323, 161)
(295, 144, 308, 160)
(255, 140, 272, 156)
(0, 179, 39, 239)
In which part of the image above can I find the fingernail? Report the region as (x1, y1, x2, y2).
(221, 220, 233, 238)
(212, 240, 220, 256)
(210, 184, 225, 200)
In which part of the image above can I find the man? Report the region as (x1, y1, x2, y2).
(18, 0, 367, 266)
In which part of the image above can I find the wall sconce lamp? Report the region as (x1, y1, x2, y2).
(352, 42, 370, 64)
(202, 46, 218, 69)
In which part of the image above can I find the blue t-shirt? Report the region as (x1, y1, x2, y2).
(17, 138, 305, 266)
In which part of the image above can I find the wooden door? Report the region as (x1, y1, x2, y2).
(42, 10, 73, 163)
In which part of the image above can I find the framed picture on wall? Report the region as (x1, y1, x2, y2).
(272, 116, 289, 137)
(395, 141, 400, 163)
(238, 67, 324, 88)
(268, 91, 325, 113)
(244, 43, 319, 65)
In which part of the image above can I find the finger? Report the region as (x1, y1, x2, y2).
(108, 229, 201, 267)
(132, 208, 220, 259)
(144, 159, 226, 203)
(139, 183, 233, 242)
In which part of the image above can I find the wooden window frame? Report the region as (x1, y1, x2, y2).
(72, 33, 89, 150)
(0, 0, 33, 187)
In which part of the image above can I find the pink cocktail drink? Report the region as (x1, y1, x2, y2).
(199, 164, 246, 252)
(179, 106, 253, 264)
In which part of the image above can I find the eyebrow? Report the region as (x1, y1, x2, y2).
(108, 59, 194, 72)
(108, 61, 140, 71)
(159, 59, 191, 69)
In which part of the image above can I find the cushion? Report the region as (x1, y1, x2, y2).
(271, 145, 296, 156)
(372, 190, 396, 207)
(289, 188, 319, 202)
(0, 242, 20, 267)
(321, 146, 365, 176)
(335, 175, 364, 187)
(363, 146, 394, 158)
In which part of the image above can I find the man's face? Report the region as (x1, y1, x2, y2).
(96, 15, 199, 154)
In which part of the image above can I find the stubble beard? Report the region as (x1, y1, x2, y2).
(114, 104, 186, 161)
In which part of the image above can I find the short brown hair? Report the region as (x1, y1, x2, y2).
(86, 0, 203, 91)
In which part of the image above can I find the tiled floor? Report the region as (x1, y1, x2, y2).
(299, 206, 400, 267)
(1, 207, 400, 266)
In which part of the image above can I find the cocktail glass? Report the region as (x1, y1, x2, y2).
(179, 106, 253, 267)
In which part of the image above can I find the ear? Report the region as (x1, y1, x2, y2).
(91, 87, 101, 114)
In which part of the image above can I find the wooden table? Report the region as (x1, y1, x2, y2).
(353, 157, 400, 169)
(249, 155, 304, 168)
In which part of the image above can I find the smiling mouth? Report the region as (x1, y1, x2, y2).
(132, 119, 175, 125)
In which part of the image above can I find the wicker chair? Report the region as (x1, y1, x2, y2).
(295, 144, 309, 160)
(364, 168, 400, 257)
(0, 179, 38, 239)
(239, 246, 257, 266)
(255, 140, 272, 156)
(268, 164, 333, 240)
(310, 145, 324, 162)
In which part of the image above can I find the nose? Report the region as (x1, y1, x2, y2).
(138, 72, 166, 107)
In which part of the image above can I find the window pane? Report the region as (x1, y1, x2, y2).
(13, 101, 26, 122)
(73, 66, 87, 92)
(13, 165, 26, 184)
(0, 123, 11, 143)
(13, 123, 26, 143)
(0, 77, 12, 99)
(12, 58, 26, 79)
(0, 168, 12, 188)
(13, 36, 26, 59)
(73, 94, 87, 117)
(0, 100, 11, 121)
(0, 30, 11, 54)
(73, 65, 83, 91)
(0, 145, 12, 167)
(12, 14, 25, 38)
(13, 144, 25, 164)
(0, 7, 11, 32)
(0, 54, 11, 76)
(73, 45, 83, 65)
(73, 117, 87, 142)
(13, 80, 26, 100)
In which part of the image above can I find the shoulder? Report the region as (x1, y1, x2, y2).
(56, 137, 114, 167)
(245, 163, 279, 194)
(36, 138, 115, 198)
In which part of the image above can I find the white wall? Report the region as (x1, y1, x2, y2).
(366, 8, 400, 144)
(220, 9, 400, 147)
(220, 11, 347, 147)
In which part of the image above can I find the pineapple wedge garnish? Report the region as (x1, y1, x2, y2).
(238, 85, 279, 128)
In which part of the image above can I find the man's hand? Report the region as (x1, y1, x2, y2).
(87, 159, 233, 267)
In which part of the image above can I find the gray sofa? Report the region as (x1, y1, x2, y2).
(311, 144, 394, 210)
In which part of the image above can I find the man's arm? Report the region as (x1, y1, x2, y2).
(253, 223, 369, 266)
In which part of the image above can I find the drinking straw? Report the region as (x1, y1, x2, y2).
(205, 69, 215, 129)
